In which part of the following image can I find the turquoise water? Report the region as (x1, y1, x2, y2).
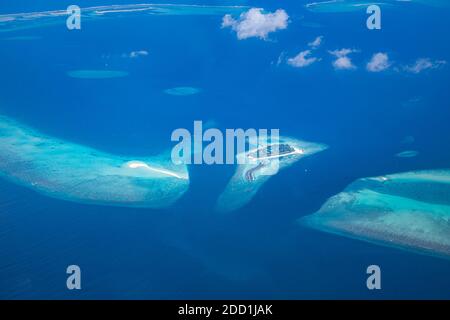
(67, 70, 129, 79)
(0, 1, 449, 299)
(300, 170, 450, 259)
(0, 115, 189, 208)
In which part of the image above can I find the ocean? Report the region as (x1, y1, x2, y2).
(0, 0, 449, 299)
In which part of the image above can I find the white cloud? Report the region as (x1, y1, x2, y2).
(287, 50, 319, 68)
(308, 36, 323, 49)
(404, 58, 446, 74)
(222, 14, 235, 28)
(221, 8, 289, 40)
(122, 50, 149, 58)
(329, 48, 354, 57)
(329, 48, 357, 70)
(333, 57, 354, 70)
(367, 52, 391, 72)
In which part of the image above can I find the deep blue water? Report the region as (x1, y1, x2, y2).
(0, 0, 450, 299)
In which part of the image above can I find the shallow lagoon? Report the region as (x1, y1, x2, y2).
(0, 115, 189, 208)
(304, 0, 450, 14)
(305, 1, 393, 13)
(0, 4, 247, 33)
(300, 170, 450, 259)
(216, 137, 328, 213)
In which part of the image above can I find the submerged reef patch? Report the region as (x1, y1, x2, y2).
(67, 70, 129, 79)
(0, 115, 189, 208)
(300, 170, 450, 259)
(304, 0, 449, 13)
(395, 150, 419, 158)
(409, 0, 450, 8)
(164, 87, 201, 96)
(305, 1, 393, 13)
(0, 4, 248, 33)
(216, 137, 328, 213)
